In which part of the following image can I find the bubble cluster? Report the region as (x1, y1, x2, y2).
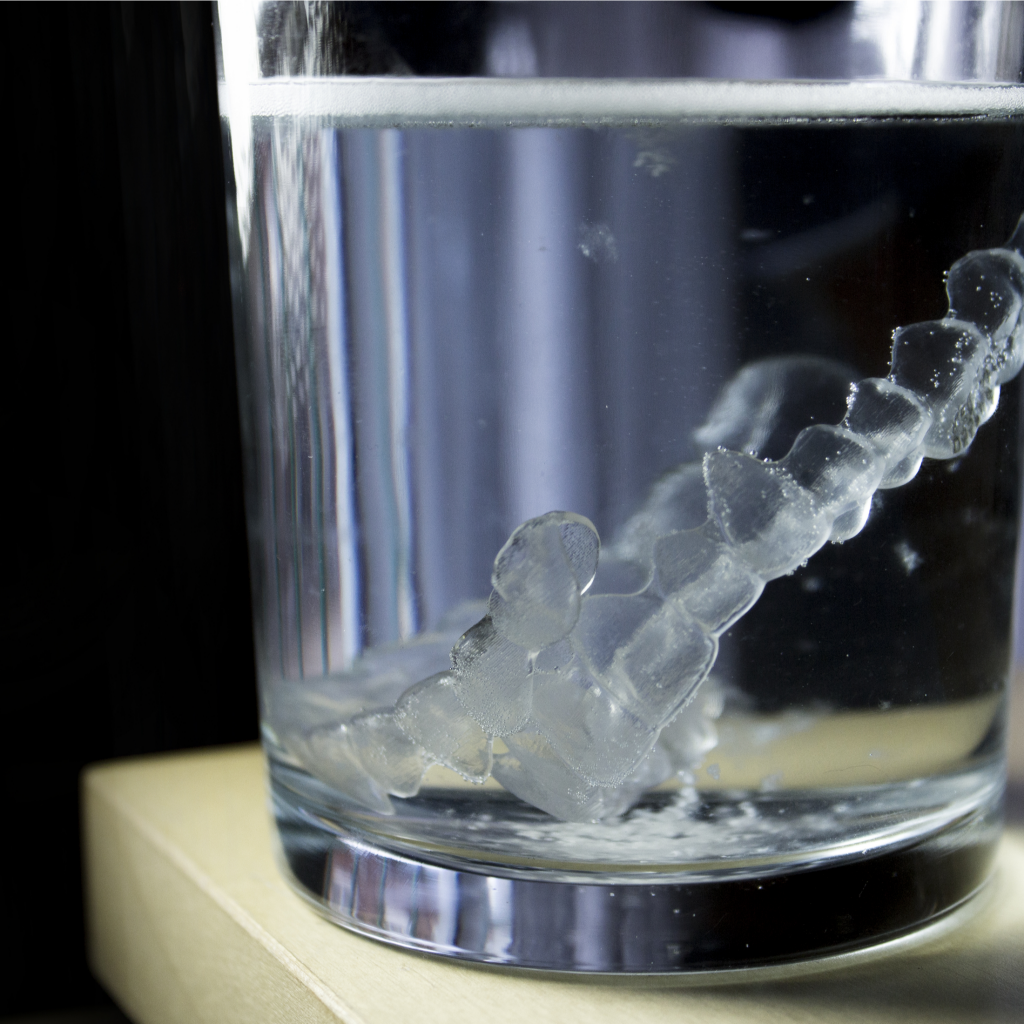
(292, 216, 1024, 823)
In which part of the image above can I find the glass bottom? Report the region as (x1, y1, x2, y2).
(271, 763, 1003, 974)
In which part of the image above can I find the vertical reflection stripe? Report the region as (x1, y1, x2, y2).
(299, 135, 330, 676)
(379, 130, 418, 640)
(321, 130, 361, 669)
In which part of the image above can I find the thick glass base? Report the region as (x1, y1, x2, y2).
(272, 764, 1002, 974)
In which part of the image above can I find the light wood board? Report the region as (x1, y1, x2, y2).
(82, 743, 1024, 1024)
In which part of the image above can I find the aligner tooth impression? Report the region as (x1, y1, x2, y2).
(292, 215, 1024, 823)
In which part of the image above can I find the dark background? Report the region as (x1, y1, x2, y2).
(7, 3, 257, 1019)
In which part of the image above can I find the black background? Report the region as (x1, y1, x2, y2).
(7, 3, 258, 1017)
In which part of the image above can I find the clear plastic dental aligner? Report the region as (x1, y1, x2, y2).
(291, 216, 1024, 823)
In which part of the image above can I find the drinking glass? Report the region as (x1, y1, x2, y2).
(215, 0, 1024, 974)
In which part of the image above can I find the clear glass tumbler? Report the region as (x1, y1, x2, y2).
(216, 1, 1024, 974)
